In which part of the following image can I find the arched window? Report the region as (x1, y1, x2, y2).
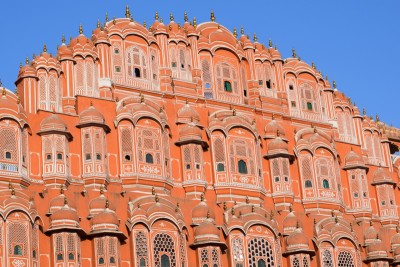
(217, 163, 225, 172)
(110, 257, 115, 263)
(57, 253, 63, 260)
(305, 180, 312, 188)
(5, 151, 11, 159)
(238, 160, 248, 174)
(323, 179, 330, 189)
(33, 250, 37, 259)
(224, 81, 232, 92)
(247, 237, 275, 267)
(303, 256, 309, 267)
(161, 254, 171, 267)
(69, 253, 74, 260)
(145, 153, 154, 164)
(126, 46, 147, 80)
(216, 62, 238, 95)
(140, 258, 146, 267)
(201, 59, 213, 96)
(99, 257, 105, 264)
(135, 231, 149, 267)
(14, 245, 22, 256)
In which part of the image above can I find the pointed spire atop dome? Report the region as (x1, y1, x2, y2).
(210, 10, 215, 22)
(170, 12, 174, 21)
(97, 19, 101, 28)
(233, 27, 237, 38)
(105, 12, 109, 22)
(43, 44, 47, 53)
(193, 17, 197, 27)
(61, 34, 66, 44)
(125, 5, 131, 18)
(253, 33, 257, 42)
(25, 57, 29, 65)
(241, 27, 244, 35)
(269, 39, 273, 47)
(79, 24, 83, 35)
(184, 11, 188, 22)
(292, 48, 296, 58)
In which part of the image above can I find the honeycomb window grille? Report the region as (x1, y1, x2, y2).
(200, 248, 210, 266)
(322, 250, 334, 267)
(153, 233, 176, 267)
(135, 231, 149, 267)
(247, 237, 275, 267)
(0, 126, 18, 163)
(232, 237, 244, 265)
(211, 248, 220, 266)
(302, 256, 309, 267)
(7, 221, 28, 256)
(179, 233, 187, 267)
(337, 251, 355, 267)
(126, 46, 148, 80)
(292, 257, 300, 267)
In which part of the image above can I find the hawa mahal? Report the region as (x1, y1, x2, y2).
(1, 7, 400, 267)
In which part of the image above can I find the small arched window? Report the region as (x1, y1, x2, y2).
(134, 68, 141, 78)
(140, 258, 146, 267)
(14, 245, 22, 255)
(5, 151, 11, 159)
(33, 250, 37, 259)
(238, 160, 248, 174)
(99, 257, 105, 264)
(217, 163, 225, 172)
(69, 253, 74, 260)
(57, 253, 63, 261)
(224, 81, 232, 92)
(110, 257, 115, 263)
(161, 254, 171, 267)
(305, 180, 312, 188)
(323, 179, 330, 189)
(145, 153, 154, 164)
(236, 264, 243, 267)
(257, 259, 266, 267)
(203, 265, 209, 267)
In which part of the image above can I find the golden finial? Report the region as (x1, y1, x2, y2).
(370, 220, 373, 226)
(60, 185, 64, 194)
(105, 199, 109, 209)
(90, 100, 93, 106)
(2, 87, 5, 96)
(155, 11, 159, 21)
(8, 182, 12, 189)
(277, 129, 280, 137)
(333, 80, 337, 89)
(100, 184, 104, 194)
(253, 33, 257, 42)
(376, 114, 380, 122)
(193, 17, 197, 28)
(223, 202, 227, 211)
(152, 187, 155, 195)
(155, 194, 159, 203)
(233, 27, 237, 38)
(105, 12, 109, 22)
(325, 74, 329, 80)
(289, 205, 293, 212)
(314, 218, 317, 225)
(11, 188, 15, 196)
(125, 5, 131, 18)
(175, 202, 180, 212)
(241, 27, 244, 35)
(79, 24, 83, 34)
(170, 12, 174, 21)
(61, 34, 66, 44)
(160, 17, 163, 23)
(210, 10, 215, 22)
(64, 197, 68, 205)
(246, 196, 249, 204)
(143, 20, 147, 28)
(335, 216, 339, 223)
(184, 11, 188, 22)
(231, 208, 235, 216)
(270, 210, 274, 220)
(200, 193, 204, 202)
(269, 39, 273, 48)
(206, 210, 210, 219)
(233, 108, 236, 116)
(97, 20, 101, 28)
(251, 205, 255, 213)
(363, 108, 366, 116)
(140, 94, 144, 103)
(296, 221, 300, 229)
(350, 223, 353, 232)
(16, 90, 20, 104)
(19, 62, 22, 68)
(113, 17, 116, 25)
(43, 44, 47, 53)
(292, 48, 296, 58)
(331, 210, 335, 217)
(312, 61, 316, 69)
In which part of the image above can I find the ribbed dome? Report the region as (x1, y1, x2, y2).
(344, 150, 365, 169)
(70, 34, 97, 57)
(78, 105, 105, 126)
(392, 232, 400, 247)
(394, 246, 400, 256)
(92, 27, 109, 45)
(51, 205, 79, 223)
(18, 63, 37, 78)
(372, 167, 394, 184)
(50, 194, 75, 212)
(265, 119, 285, 139)
(57, 43, 73, 60)
(177, 104, 200, 123)
(283, 211, 297, 234)
(192, 200, 215, 224)
(267, 137, 289, 155)
(39, 113, 69, 134)
(179, 124, 202, 142)
(367, 239, 387, 257)
(89, 195, 116, 214)
(194, 218, 220, 243)
(286, 228, 309, 250)
(364, 224, 378, 242)
(92, 209, 119, 226)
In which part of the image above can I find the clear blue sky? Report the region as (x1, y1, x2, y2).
(0, 1, 399, 127)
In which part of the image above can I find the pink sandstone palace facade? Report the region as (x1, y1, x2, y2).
(1, 8, 400, 267)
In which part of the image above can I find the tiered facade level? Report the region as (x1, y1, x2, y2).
(1, 9, 400, 267)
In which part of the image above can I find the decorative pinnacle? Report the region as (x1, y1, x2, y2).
(105, 12, 109, 22)
(223, 202, 227, 211)
(332, 80, 337, 89)
(206, 210, 210, 219)
(155, 194, 159, 203)
(325, 74, 329, 80)
(193, 17, 197, 28)
(253, 33, 257, 42)
(289, 205, 293, 212)
(43, 44, 47, 53)
(61, 34, 66, 44)
(241, 27, 244, 35)
(105, 199, 109, 209)
(269, 39, 273, 48)
(170, 12, 174, 21)
(79, 24, 83, 34)
(376, 114, 380, 122)
(312, 61, 316, 69)
(363, 108, 366, 116)
(233, 27, 237, 38)
(25, 57, 29, 65)
(200, 193, 204, 201)
(184, 11, 188, 22)
(296, 221, 300, 229)
(292, 48, 296, 58)
(246, 196, 249, 204)
(251, 205, 255, 213)
(64, 197, 68, 205)
(210, 10, 215, 22)
(60, 185, 64, 194)
(125, 5, 131, 18)
(97, 19, 101, 28)
(152, 187, 155, 195)
(143, 20, 147, 28)
(155, 11, 159, 21)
